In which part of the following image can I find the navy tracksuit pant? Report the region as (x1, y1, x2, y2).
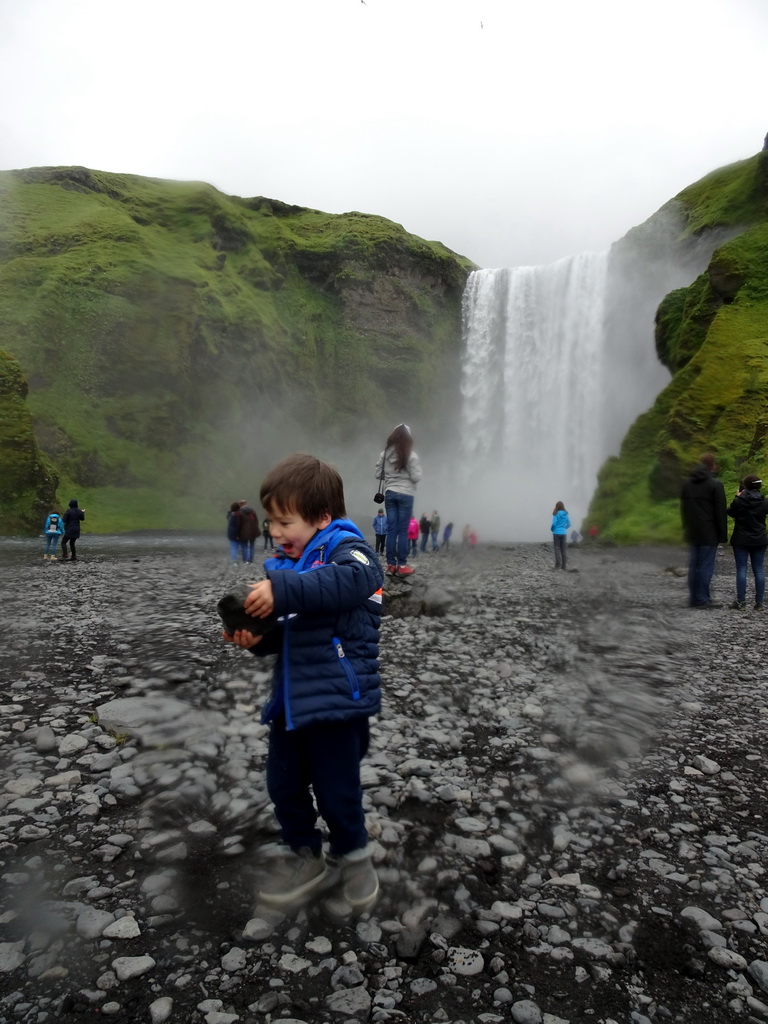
(266, 714, 370, 856)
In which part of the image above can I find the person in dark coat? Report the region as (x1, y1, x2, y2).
(418, 513, 430, 552)
(727, 474, 768, 610)
(226, 502, 245, 562)
(224, 454, 382, 913)
(237, 502, 260, 563)
(60, 499, 85, 561)
(680, 453, 727, 608)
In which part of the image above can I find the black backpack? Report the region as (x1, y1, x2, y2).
(48, 514, 60, 530)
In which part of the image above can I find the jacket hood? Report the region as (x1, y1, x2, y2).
(736, 489, 765, 506)
(690, 466, 714, 483)
(68, 499, 79, 508)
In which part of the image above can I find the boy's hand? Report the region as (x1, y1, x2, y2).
(222, 629, 263, 649)
(244, 580, 274, 618)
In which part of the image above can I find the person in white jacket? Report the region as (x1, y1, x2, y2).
(375, 424, 422, 576)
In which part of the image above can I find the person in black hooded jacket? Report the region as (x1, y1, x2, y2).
(680, 454, 727, 608)
(727, 474, 768, 610)
(61, 499, 85, 562)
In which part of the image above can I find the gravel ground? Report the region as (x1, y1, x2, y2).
(1, 536, 767, 1024)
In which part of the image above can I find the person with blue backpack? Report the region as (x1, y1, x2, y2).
(43, 509, 64, 560)
(224, 453, 383, 914)
(551, 500, 571, 570)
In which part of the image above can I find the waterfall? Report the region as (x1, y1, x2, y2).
(457, 208, 736, 542)
(460, 252, 613, 540)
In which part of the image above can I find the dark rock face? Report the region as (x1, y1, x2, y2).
(0, 350, 56, 534)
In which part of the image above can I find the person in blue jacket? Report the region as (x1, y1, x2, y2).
(551, 500, 571, 570)
(43, 510, 64, 560)
(225, 453, 383, 913)
(372, 508, 388, 557)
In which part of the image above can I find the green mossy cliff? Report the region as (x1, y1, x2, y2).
(0, 167, 474, 533)
(587, 152, 768, 543)
(0, 349, 56, 532)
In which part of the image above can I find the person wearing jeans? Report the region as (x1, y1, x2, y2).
(681, 454, 727, 608)
(551, 501, 571, 570)
(385, 489, 414, 572)
(375, 424, 422, 577)
(727, 473, 768, 610)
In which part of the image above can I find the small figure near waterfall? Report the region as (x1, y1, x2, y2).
(551, 501, 571, 570)
(224, 453, 382, 912)
(408, 516, 420, 557)
(372, 508, 387, 557)
(227, 501, 247, 562)
(238, 502, 260, 564)
(726, 474, 768, 610)
(262, 517, 275, 551)
(680, 453, 727, 608)
(419, 513, 430, 552)
(430, 510, 441, 551)
(375, 424, 422, 577)
(441, 522, 454, 551)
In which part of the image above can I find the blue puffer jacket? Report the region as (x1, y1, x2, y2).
(551, 509, 571, 535)
(252, 518, 383, 731)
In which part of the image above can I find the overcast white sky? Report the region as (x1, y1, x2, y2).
(1, 0, 766, 268)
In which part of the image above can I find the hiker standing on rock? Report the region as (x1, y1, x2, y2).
(60, 499, 85, 562)
(681, 453, 727, 608)
(375, 423, 422, 577)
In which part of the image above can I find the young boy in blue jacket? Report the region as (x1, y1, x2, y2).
(225, 454, 383, 911)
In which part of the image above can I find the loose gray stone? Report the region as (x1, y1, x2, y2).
(749, 961, 768, 994)
(325, 985, 371, 1016)
(149, 997, 174, 1024)
(511, 999, 543, 1024)
(446, 947, 484, 976)
(112, 955, 156, 980)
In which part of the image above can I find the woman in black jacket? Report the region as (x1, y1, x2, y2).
(727, 474, 768, 610)
(61, 499, 85, 562)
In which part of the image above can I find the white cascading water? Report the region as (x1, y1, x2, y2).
(460, 252, 611, 540)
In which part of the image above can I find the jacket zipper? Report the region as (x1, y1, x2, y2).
(333, 637, 360, 700)
(282, 621, 294, 729)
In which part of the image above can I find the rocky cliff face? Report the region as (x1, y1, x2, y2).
(0, 168, 473, 533)
(0, 350, 56, 533)
(587, 152, 768, 542)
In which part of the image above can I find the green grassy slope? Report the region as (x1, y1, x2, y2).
(0, 167, 473, 533)
(587, 153, 768, 543)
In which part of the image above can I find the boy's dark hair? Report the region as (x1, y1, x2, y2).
(260, 454, 347, 521)
(743, 474, 763, 490)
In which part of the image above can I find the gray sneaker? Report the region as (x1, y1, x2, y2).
(338, 847, 379, 910)
(257, 847, 328, 906)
